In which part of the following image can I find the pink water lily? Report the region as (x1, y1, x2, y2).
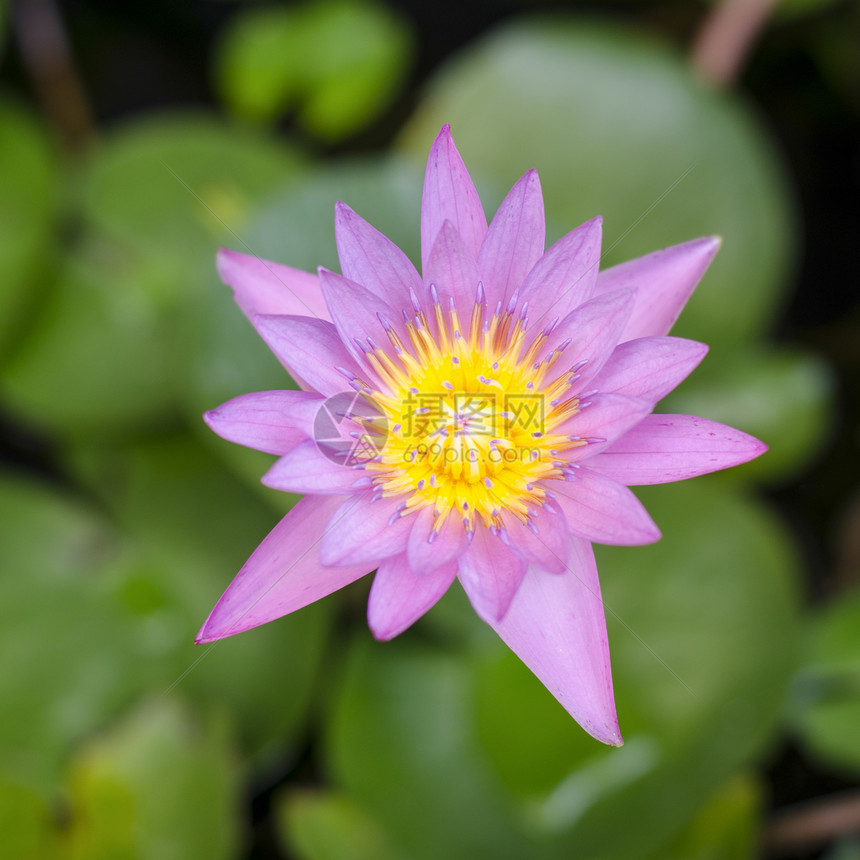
(197, 125, 765, 746)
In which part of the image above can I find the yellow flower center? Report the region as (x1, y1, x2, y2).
(355, 288, 588, 535)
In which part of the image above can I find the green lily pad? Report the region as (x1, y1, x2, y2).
(0, 98, 58, 359)
(63, 699, 241, 860)
(278, 789, 408, 860)
(2, 117, 305, 439)
(327, 636, 530, 860)
(216, 0, 413, 140)
(325, 480, 799, 860)
(655, 773, 760, 860)
(0, 771, 61, 860)
(786, 586, 860, 776)
(80, 114, 305, 281)
(0, 474, 136, 785)
(66, 434, 333, 763)
(0, 238, 178, 437)
(398, 18, 796, 347)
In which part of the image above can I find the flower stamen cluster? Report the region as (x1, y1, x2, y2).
(348, 283, 589, 536)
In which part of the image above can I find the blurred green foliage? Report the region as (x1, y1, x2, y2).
(787, 587, 860, 776)
(216, 0, 413, 140)
(0, 98, 58, 360)
(0, 2, 853, 858)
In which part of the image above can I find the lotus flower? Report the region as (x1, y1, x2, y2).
(197, 125, 765, 745)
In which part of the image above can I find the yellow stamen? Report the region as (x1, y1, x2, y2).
(361, 294, 587, 534)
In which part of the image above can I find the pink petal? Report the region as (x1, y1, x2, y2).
(204, 390, 323, 455)
(595, 237, 721, 342)
(552, 467, 661, 546)
(217, 248, 330, 322)
(367, 555, 458, 641)
(518, 216, 602, 329)
(507, 504, 569, 574)
(407, 505, 467, 576)
(421, 125, 487, 272)
(557, 393, 653, 461)
(423, 220, 482, 319)
(487, 541, 622, 746)
(589, 337, 709, 403)
(477, 169, 545, 308)
(319, 493, 413, 567)
(587, 414, 768, 485)
(262, 440, 361, 494)
(541, 288, 635, 391)
(334, 203, 423, 308)
(254, 314, 362, 396)
(195, 494, 372, 642)
(317, 268, 403, 373)
(457, 527, 527, 623)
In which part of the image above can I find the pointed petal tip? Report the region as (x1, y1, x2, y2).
(368, 621, 398, 643)
(580, 713, 623, 746)
(644, 524, 662, 544)
(195, 617, 259, 644)
(694, 234, 723, 261)
(194, 626, 215, 645)
(258, 469, 279, 491)
(582, 214, 602, 234)
(201, 408, 228, 438)
(194, 599, 263, 644)
(581, 213, 604, 245)
(215, 245, 238, 265)
(751, 437, 769, 458)
(715, 423, 769, 466)
(194, 618, 235, 645)
(334, 200, 356, 223)
(429, 124, 453, 152)
(215, 247, 242, 284)
(579, 706, 623, 747)
(690, 338, 710, 358)
(215, 247, 262, 291)
(603, 726, 625, 747)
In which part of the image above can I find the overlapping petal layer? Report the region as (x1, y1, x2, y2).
(199, 124, 766, 744)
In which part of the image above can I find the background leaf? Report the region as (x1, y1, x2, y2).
(325, 480, 800, 860)
(216, 0, 413, 140)
(399, 18, 797, 347)
(278, 790, 407, 860)
(786, 586, 860, 776)
(0, 98, 58, 359)
(63, 699, 242, 860)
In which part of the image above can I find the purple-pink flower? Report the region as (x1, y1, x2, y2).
(197, 125, 765, 745)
